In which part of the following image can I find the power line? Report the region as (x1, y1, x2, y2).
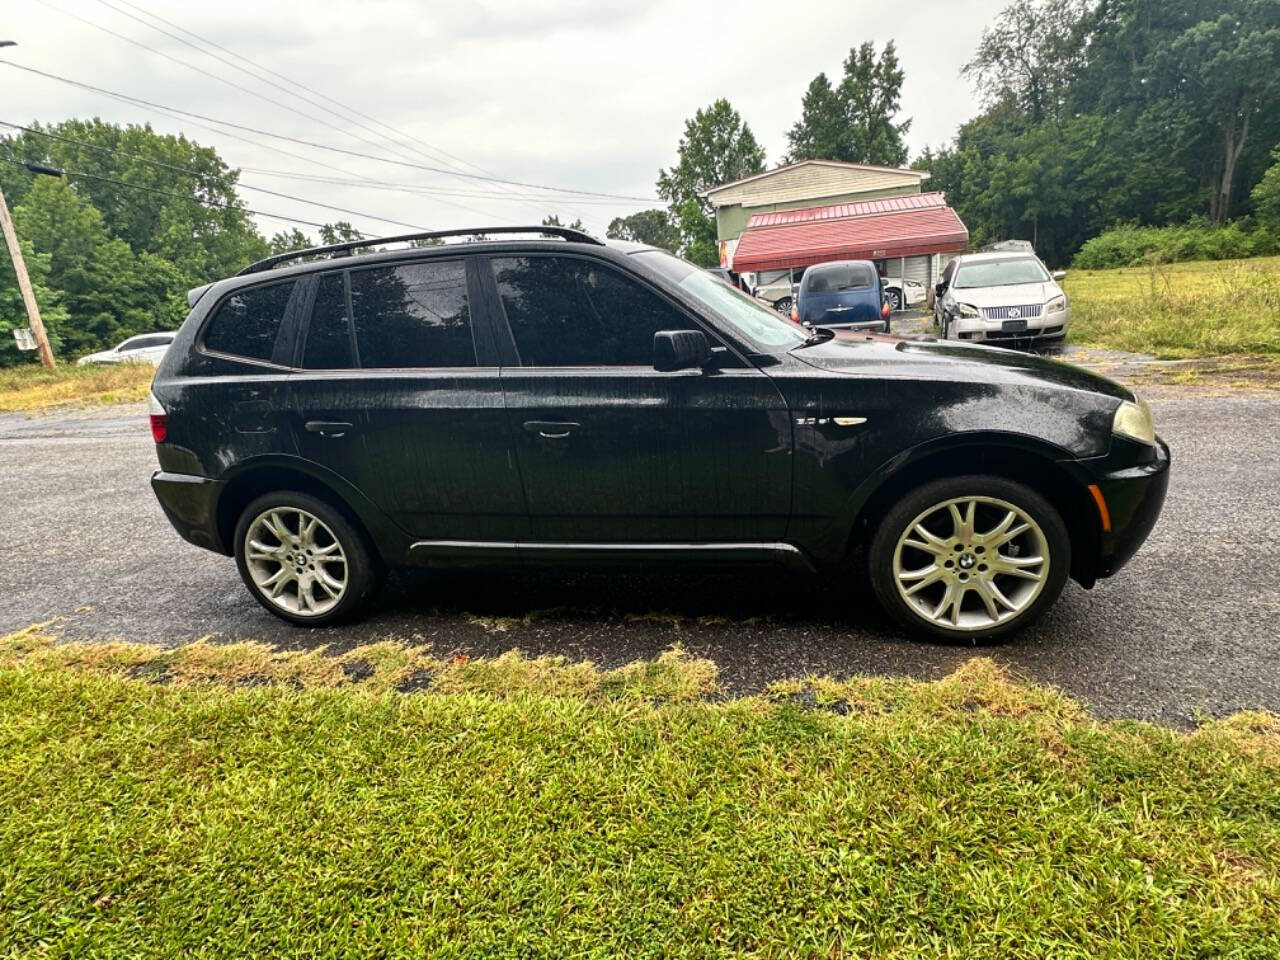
(35, 0, 430, 169)
(0, 155, 372, 236)
(1, 121, 431, 230)
(238, 168, 629, 205)
(104, 0, 583, 221)
(0, 61, 657, 203)
(92, 0, 471, 171)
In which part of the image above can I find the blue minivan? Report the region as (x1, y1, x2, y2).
(793, 260, 892, 332)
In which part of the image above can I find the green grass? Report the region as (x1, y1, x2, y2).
(1065, 256, 1280, 358)
(0, 362, 154, 412)
(2, 630, 1278, 957)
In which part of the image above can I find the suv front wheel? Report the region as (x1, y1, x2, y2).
(868, 475, 1070, 642)
(234, 491, 380, 626)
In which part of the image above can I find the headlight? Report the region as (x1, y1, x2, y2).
(957, 302, 981, 318)
(1046, 294, 1067, 314)
(1113, 396, 1156, 445)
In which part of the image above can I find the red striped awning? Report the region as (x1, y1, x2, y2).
(732, 192, 968, 272)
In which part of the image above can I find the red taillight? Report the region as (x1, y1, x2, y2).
(790, 306, 799, 323)
(148, 392, 167, 444)
(882, 301, 891, 318)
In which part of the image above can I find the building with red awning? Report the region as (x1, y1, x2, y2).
(701, 160, 970, 299)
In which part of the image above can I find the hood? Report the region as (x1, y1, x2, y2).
(791, 333, 1133, 402)
(950, 281, 1060, 308)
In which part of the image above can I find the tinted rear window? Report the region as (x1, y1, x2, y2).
(349, 261, 475, 368)
(806, 264, 874, 294)
(303, 273, 354, 369)
(203, 280, 296, 362)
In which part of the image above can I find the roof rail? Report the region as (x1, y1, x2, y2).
(237, 225, 603, 275)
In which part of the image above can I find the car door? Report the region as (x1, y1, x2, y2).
(483, 253, 791, 543)
(287, 259, 527, 543)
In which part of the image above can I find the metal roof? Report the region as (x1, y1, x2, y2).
(732, 194, 968, 273)
(745, 191, 949, 228)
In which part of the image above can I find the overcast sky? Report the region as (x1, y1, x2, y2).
(5, 0, 1005, 239)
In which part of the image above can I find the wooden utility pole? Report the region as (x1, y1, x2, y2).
(0, 184, 55, 368)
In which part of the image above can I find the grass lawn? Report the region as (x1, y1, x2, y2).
(0, 362, 154, 413)
(2, 629, 1278, 958)
(1065, 255, 1280, 358)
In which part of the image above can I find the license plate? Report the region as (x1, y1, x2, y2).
(1002, 319, 1028, 332)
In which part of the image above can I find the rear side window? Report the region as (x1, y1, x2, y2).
(349, 261, 474, 368)
(203, 280, 296, 362)
(806, 263, 874, 294)
(303, 273, 354, 369)
(491, 256, 688, 366)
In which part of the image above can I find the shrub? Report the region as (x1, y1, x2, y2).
(1073, 221, 1280, 269)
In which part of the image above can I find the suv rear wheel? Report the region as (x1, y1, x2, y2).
(233, 491, 380, 626)
(868, 475, 1070, 642)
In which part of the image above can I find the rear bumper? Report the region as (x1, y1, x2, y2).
(151, 471, 227, 554)
(1093, 437, 1170, 578)
(815, 318, 889, 333)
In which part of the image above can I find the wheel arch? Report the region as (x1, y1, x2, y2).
(214, 456, 406, 567)
(845, 436, 1102, 587)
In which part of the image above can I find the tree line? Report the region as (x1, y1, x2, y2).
(615, 0, 1280, 268)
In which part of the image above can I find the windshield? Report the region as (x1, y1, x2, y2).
(954, 257, 1049, 288)
(634, 250, 806, 350)
(806, 263, 874, 293)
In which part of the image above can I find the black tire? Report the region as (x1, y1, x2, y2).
(887, 288, 903, 310)
(867, 474, 1071, 643)
(233, 490, 381, 627)
(773, 296, 793, 315)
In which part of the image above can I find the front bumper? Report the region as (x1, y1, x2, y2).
(151, 471, 227, 554)
(952, 307, 1069, 342)
(1092, 437, 1170, 578)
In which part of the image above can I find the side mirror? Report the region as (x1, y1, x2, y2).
(1052, 270, 1067, 282)
(934, 282, 946, 297)
(653, 329, 711, 372)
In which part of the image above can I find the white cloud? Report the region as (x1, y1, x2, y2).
(4, 0, 1003, 240)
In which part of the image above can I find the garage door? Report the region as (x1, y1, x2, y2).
(883, 255, 933, 285)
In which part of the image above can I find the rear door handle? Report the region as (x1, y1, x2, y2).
(523, 420, 579, 439)
(305, 420, 355, 437)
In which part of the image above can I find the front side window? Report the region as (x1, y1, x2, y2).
(635, 249, 805, 351)
(349, 260, 475, 368)
(492, 256, 690, 367)
(202, 280, 297, 362)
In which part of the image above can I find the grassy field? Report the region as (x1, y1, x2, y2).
(1065, 255, 1280, 358)
(0, 362, 154, 412)
(2, 629, 1278, 958)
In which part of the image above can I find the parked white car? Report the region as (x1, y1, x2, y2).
(77, 332, 177, 366)
(882, 277, 927, 310)
(934, 253, 1068, 344)
(742, 268, 804, 314)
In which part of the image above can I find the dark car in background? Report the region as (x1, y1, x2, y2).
(149, 226, 1169, 642)
(793, 260, 892, 332)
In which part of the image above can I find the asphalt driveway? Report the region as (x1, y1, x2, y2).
(1, 389, 1276, 725)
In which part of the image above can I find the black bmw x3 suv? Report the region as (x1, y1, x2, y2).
(150, 226, 1169, 641)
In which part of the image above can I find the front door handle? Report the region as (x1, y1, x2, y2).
(305, 420, 355, 438)
(523, 420, 579, 440)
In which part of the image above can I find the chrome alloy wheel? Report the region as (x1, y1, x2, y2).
(892, 495, 1049, 632)
(243, 507, 348, 617)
